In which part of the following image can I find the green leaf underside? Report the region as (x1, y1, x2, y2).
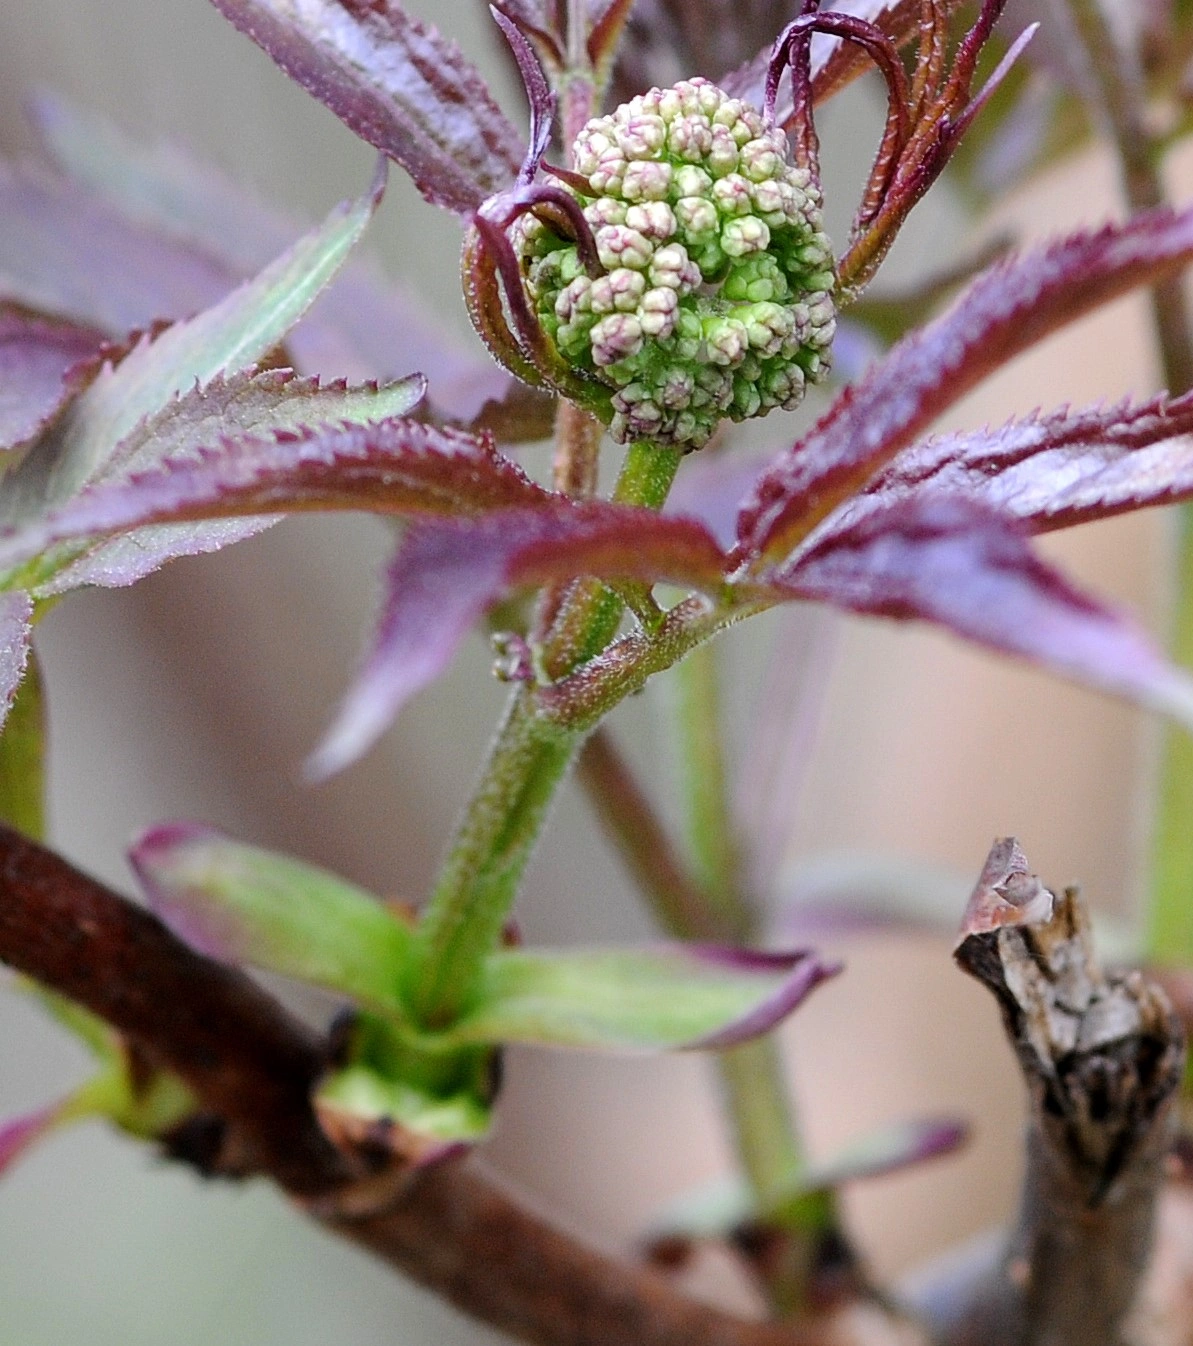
(438, 947, 803, 1051)
(132, 827, 412, 1018)
(2, 166, 385, 523)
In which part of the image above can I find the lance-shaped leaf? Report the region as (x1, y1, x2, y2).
(30, 96, 511, 416)
(829, 393, 1193, 538)
(645, 1115, 967, 1249)
(2, 164, 386, 525)
(737, 207, 1193, 565)
(766, 494, 1193, 726)
(312, 503, 729, 776)
(0, 304, 107, 457)
(5, 369, 429, 595)
(431, 945, 837, 1052)
(0, 414, 548, 595)
(131, 823, 412, 1018)
(209, 0, 522, 217)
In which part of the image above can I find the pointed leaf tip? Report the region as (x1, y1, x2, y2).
(433, 944, 838, 1053)
(309, 503, 728, 778)
(0, 1104, 61, 1176)
(5, 170, 384, 522)
(131, 824, 412, 1016)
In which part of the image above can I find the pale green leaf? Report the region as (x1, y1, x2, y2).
(131, 824, 412, 1017)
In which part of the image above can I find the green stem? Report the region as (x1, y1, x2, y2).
(1062, 0, 1193, 963)
(717, 1036, 804, 1208)
(539, 439, 681, 679)
(671, 644, 750, 941)
(410, 439, 682, 1028)
(0, 647, 46, 839)
(667, 639, 838, 1314)
(1149, 508, 1193, 963)
(408, 692, 577, 1027)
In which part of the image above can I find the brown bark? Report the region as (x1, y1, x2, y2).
(0, 824, 925, 1346)
(948, 839, 1185, 1346)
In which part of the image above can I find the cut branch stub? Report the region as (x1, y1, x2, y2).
(951, 838, 1185, 1346)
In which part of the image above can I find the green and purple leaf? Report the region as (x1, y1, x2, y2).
(2, 165, 386, 525)
(766, 495, 1193, 725)
(131, 823, 412, 1018)
(433, 945, 838, 1052)
(312, 504, 729, 776)
(737, 207, 1193, 565)
(0, 414, 550, 594)
(0, 305, 107, 457)
(208, 0, 523, 216)
(21, 371, 430, 594)
(832, 393, 1193, 536)
(30, 95, 511, 417)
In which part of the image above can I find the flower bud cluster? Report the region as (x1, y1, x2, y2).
(516, 78, 836, 449)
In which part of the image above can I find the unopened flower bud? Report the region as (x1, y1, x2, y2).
(515, 76, 836, 448)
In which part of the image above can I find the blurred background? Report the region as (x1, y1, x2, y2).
(0, 1, 1178, 1341)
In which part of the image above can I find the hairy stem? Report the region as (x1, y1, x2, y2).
(409, 691, 577, 1026)
(0, 648, 45, 839)
(413, 438, 683, 1027)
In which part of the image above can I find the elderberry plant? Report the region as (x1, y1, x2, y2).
(6, 0, 1193, 1339)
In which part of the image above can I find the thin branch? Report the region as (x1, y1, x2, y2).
(0, 823, 348, 1194)
(947, 839, 1184, 1346)
(0, 824, 923, 1346)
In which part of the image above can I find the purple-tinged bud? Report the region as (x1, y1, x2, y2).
(511, 75, 836, 448)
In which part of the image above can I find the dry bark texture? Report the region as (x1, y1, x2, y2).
(948, 838, 1185, 1346)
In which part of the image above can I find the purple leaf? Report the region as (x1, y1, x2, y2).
(0, 162, 239, 339)
(31, 95, 510, 415)
(0, 305, 107, 456)
(0, 592, 33, 731)
(312, 504, 729, 776)
(766, 495, 1193, 725)
(738, 208, 1193, 564)
(0, 415, 548, 591)
(208, 0, 524, 217)
(490, 6, 555, 183)
(827, 393, 1193, 537)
